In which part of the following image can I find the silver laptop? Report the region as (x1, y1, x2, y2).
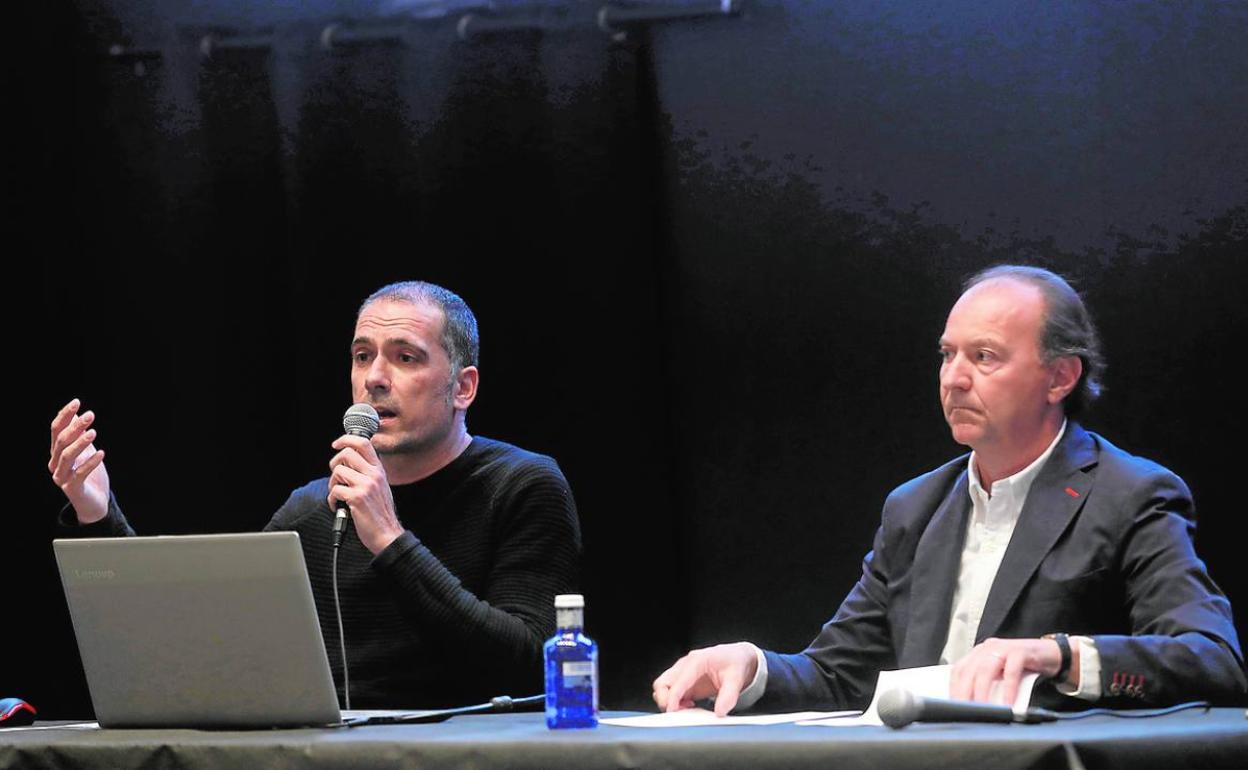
(54, 532, 342, 728)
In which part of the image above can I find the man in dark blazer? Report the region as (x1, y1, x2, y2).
(653, 266, 1244, 714)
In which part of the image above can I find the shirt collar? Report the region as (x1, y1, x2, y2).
(967, 419, 1067, 503)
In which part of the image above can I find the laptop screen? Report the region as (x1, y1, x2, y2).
(54, 532, 341, 728)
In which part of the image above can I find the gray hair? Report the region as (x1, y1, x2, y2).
(963, 265, 1105, 418)
(359, 281, 480, 374)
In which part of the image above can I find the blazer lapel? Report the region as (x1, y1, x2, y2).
(899, 470, 971, 667)
(975, 424, 1098, 642)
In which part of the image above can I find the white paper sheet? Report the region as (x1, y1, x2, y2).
(600, 708, 857, 727)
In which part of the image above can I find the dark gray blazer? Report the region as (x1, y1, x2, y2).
(758, 423, 1245, 711)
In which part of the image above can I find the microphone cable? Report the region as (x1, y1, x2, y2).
(329, 404, 381, 713)
(1051, 700, 1211, 721)
(341, 694, 546, 727)
(332, 545, 351, 710)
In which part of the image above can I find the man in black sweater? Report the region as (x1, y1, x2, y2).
(49, 281, 582, 708)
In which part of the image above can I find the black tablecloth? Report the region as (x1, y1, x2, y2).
(3, 709, 1246, 770)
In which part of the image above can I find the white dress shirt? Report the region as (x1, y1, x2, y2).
(938, 421, 1068, 664)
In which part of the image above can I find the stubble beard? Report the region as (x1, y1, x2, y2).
(374, 379, 459, 457)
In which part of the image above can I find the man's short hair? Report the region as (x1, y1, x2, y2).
(963, 265, 1105, 418)
(359, 281, 480, 374)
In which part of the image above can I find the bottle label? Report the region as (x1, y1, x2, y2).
(562, 661, 595, 677)
(562, 660, 595, 687)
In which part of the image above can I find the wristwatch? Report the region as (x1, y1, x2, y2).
(1043, 632, 1072, 683)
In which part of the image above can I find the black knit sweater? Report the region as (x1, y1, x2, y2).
(62, 436, 582, 709)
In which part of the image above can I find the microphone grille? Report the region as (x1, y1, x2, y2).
(877, 689, 920, 729)
(343, 403, 381, 439)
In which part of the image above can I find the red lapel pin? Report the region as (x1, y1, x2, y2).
(1064, 487, 1080, 498)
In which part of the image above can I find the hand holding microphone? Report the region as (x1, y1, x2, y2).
(329, 404, 402, 554)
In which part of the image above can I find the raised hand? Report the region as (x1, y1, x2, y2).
(49, 398, 110, 524)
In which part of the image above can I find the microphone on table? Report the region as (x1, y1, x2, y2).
(331, 403, 381, 549)
(877, 689, 1059, 729)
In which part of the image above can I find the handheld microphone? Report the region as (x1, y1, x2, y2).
(877, 689, 1059, 729)
(331, 403, 381, 548)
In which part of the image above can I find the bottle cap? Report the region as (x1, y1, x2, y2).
(554, 594, 584, 608)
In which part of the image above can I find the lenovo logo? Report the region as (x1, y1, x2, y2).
(73, 569, 117, 580)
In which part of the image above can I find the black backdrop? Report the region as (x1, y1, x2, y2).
(10, 0, 1247, 715)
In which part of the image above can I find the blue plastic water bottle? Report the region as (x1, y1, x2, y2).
(544, 594, 598, 729)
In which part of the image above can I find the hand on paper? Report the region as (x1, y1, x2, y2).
(950, 637, 1066, 706)
(652, 642, 760, 717)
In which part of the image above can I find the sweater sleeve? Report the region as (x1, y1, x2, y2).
(371, 459, 582, 676)
(56, 492, 136, 538)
